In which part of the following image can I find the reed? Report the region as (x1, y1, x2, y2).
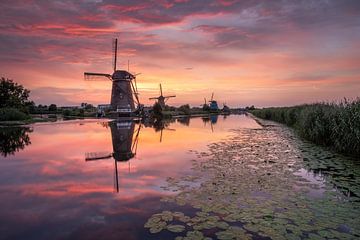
(251, 99, 360, 157)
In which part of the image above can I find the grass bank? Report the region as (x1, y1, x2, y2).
(251, 99, 360, 157)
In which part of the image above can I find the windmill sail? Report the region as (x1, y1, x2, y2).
(85, 151, 113, 161)
(84, 72, 112, 81)
(112, 38, 118, 72)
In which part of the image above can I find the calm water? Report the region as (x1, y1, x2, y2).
(0, 115, 261, 240)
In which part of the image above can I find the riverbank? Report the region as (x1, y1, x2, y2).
(0, 115, 97, 126)
(250, 99, 360, 157)
(144, 117, 360, 239)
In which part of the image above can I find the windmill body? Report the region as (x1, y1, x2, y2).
(110, 70, 136, 114)
(84, 39, 140, 116)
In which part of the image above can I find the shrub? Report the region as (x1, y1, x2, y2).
(178, 104, 191, 115)
(0, 108, 30, 121)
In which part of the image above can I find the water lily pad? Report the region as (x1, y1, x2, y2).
(167, 224, 185, 233)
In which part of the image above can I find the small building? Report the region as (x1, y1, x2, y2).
(98, 104, 111, 111)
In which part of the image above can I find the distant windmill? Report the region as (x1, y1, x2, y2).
(84, 39, 140, 116)
(222, 102, 230, 113)
(208, 92, 219, 111)
(149, 84, 176, 109)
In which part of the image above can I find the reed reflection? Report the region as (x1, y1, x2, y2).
(0, 127, 32, 157)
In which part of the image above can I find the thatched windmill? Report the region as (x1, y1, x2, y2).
(84, 39, 140, 116)
(149, 84, 176, 109)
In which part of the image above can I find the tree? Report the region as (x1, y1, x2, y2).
(85, 103, 94, 110)
(178, 104, 191, 115)
(48, 104, 57, 112)
(152, 102, 163, 118)
(0, 77, 31, 112)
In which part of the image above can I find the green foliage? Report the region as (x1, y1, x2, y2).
(202, 104, 210, 111)
(0, 108, 30, 121)
(245, 105, 255, 111)
(152, 102, 163, 118)
(251, 99, 360, 156)
(63, 109, 71, 116)
(48, 104, 57, 112)
(0, 77, 31, 112)
(178, 104, 191, 115)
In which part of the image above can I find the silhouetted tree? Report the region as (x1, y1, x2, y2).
(0, 77, 31, 112)
(152, 102, 163, 118)
(178, 104, 191, 115)
(48, 104, 57, 111)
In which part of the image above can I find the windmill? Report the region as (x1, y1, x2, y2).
(84, 38, 141, 116)
(201, 97, 210, 111)
(149, 84, 176, 109)
(85, 120, 141, 192)
(222, 102, 230, 113)
(208, 92, 219, 112)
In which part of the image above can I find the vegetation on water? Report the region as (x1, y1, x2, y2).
(145, 122, 360, 239)
(251, 99, 360, 157)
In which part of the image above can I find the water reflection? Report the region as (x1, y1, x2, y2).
(85, 121, 141, 192)
(201, 115, 219, 132)
(177, 117, 190, 126)
(0, 127, 32, 157)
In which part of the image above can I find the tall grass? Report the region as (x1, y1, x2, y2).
(251, 99, 360, 157)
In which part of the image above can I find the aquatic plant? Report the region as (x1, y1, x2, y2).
(144, 122, 360, 239)
(251, 99, 360, 157)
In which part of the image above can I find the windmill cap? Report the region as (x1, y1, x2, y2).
(112, 70, 135, 81)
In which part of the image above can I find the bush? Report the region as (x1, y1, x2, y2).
(178, 104, 191, 115)
(251, 99, 360, 157)
(152, 102, 163, 118)
(0, 108, 30, 121)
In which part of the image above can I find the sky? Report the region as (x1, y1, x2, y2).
(0, 0, 360, 107)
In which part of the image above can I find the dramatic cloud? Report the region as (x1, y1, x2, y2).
(0, 0, 359, 106)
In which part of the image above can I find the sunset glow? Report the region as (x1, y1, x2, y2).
(1, 1, 359, 107)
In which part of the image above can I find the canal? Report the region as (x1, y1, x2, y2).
(0, 115, 359, 239)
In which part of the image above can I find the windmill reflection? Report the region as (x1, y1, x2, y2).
(177, 116, 190, 126)
(202, 114, 218, 132)
(85, 120, 141, 192)
(143, 118, 176, 142)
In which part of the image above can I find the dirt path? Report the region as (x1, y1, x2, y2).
(144, 118, 360, 239)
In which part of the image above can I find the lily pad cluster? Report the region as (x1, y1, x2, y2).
(145, 118, 360, 239)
